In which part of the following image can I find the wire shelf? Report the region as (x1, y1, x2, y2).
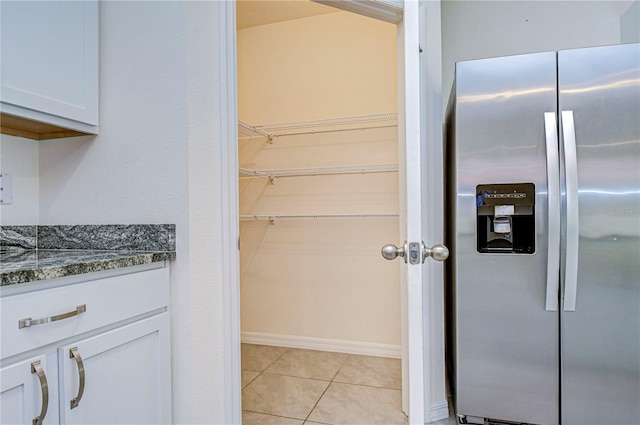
(240, 213, 399, 222)
(251, 113, 398, 137)
(238, 168, 268, 177)
(238, 164, 398, 179)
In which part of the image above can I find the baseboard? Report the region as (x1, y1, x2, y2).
(241, 331, 401, 358)
(429, 399, 450, 423)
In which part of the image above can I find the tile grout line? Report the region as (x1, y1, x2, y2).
(259, 371, 332, 383)
(302, 381, 332, 424)
(302, 353, 351, 424)
(329, 352, 402, 391)
(242, 345, 290, 390)
(242, 369, 263, 390)
(243, 345, 332, 423)
(242, 409, 309, 423)
(330, 380, 402, 392)
(268, 346, 291, 369)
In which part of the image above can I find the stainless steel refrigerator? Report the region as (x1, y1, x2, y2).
(444, 43, 639, 425)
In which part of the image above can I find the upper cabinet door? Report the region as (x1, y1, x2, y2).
(1, 1, 98, 132)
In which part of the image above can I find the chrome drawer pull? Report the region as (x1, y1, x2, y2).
(31, 360, 49, 425)
(18, 304, 87, 329)
(69, 347, 85, 409)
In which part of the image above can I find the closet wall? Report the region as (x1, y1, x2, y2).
(237, 11, 401, 351)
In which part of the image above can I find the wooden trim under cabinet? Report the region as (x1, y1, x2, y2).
(0, 113, 89, 140)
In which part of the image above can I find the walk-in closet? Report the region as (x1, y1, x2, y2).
(237, 2, 404, 422)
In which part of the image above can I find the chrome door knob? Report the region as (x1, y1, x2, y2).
(423, 244, 449, 262)
(381, 243, 406, 261)
(382, 242, 448, 263)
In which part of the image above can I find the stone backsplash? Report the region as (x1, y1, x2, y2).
(0, 224, 175, 251)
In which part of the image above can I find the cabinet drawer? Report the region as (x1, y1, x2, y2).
(1, 267, 169, 360)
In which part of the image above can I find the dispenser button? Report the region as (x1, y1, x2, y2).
(495, 205, 514, 215)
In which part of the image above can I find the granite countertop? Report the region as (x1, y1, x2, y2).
(1, 225, 176, 287)
(1, 249, 176, 286)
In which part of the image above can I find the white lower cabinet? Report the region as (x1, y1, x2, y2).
(59, 314, 171, 424)
(1, 355, 50, 425)
(0, 265, 171, 424)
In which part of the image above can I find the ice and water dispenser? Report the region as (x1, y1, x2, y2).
(476, 183, 535, 254)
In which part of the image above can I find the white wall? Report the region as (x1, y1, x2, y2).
(0, 134, 39, 224)
(238, 11, 397, 124)
(441, 0, 632, 104)
(239, 130, 400, 347)
(36, 2, 228, 423)
(621, 1, 640, 42)
(238, 12, 401, 349)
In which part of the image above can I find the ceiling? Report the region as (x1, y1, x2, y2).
(236, 0, 340, 30)
(237, 0, 636, 31)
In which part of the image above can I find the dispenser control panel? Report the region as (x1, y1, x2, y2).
(476, 183, 535, 254)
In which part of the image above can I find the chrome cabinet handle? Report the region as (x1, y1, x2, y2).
(544, 112, 560, 311)
(31, 361, 49, 425)
(561, 110, 579, 311)
(69, 347, 85, 409)
(19, 304, 87, 329)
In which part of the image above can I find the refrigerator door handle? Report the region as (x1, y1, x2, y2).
(544, 112, 560, 311)
(561, 110, 579, 311)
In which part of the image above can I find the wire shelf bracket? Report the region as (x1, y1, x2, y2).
(238, 121, 273, 141)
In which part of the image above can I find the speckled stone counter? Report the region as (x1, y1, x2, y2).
(1, 225, 176, 286)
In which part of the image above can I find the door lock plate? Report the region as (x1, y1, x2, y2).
(407, 242, 421, 265)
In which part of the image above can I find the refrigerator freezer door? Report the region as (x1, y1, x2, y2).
(559, 43, 640, 425)
(450, 52, 559, 425)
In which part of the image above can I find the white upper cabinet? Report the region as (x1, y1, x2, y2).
(0, 1, 98, 139)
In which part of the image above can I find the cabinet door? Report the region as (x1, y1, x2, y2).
(0, 1, 98, 128)
(59, 314, 171, 424)
(1, 355, 51, 425)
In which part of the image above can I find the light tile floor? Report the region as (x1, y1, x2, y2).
(241, 344, 457, 425)
(241, 344, 406, 425)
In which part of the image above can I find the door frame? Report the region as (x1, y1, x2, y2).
(219, 1, 444, 423)
(218, 1, 242, 423)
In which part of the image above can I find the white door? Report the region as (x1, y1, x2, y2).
(379, 2, 448, 424)
(400, 3, 427, 422)
(304, 1, 447, 423)
(58, 314, 171, 424)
